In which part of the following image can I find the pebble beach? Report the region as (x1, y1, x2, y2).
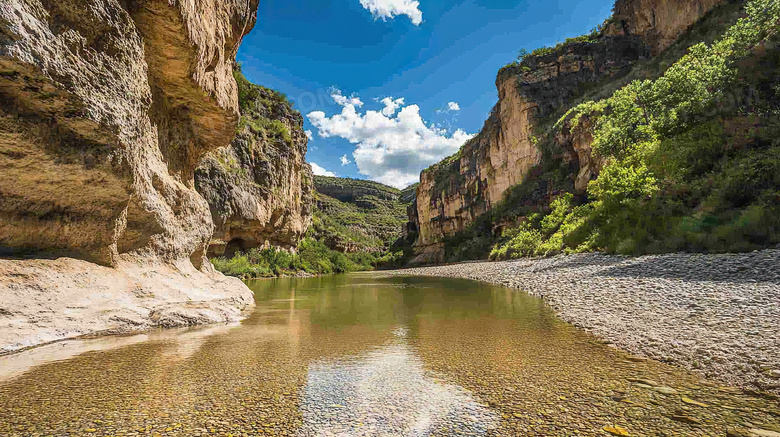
(390, 250, 780, 397)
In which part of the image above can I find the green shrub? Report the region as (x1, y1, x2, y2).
(490, 224, 543, 260)
(545, 0, 780, 255)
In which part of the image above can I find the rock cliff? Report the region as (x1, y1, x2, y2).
(612, 0, 724, 54)
(409, 0, 726, 260)
(0, 0, 261, 351)
(413, 36, 649, 252)
(195, 70, 314, 258)
(0, 0, 258, 267)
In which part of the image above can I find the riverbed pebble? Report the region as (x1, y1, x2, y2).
(391, 250, 780, 396)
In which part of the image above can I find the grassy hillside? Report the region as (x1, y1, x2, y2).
(311, 176, 410, 252)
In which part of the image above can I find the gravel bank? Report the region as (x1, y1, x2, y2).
(390, 250, 780, 396)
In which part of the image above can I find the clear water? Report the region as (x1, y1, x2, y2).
(0, 274, 777, 436)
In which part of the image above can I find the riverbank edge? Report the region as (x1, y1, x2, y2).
(385, 250, 780, 398)
(0, 257, 255, 355)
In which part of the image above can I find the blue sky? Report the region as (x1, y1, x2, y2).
(237, 0, 615, 188)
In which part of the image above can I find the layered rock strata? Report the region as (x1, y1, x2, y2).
(410, 0, 725, 258)
(0, 0, 260, 350)
(196, 75, 314, 257)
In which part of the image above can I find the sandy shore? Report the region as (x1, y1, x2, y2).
(0, 257, 254, 354)
(389, 250, 780, 396)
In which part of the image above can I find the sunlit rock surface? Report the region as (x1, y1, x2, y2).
(196, 75, 314, 256)
(409, 0, 724, 260)
(0, 0, 260, 348)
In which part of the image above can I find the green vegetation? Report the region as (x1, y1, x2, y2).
(490, 0, 780, 259)
(437, 160, 576, 262)
(233, 65, 294, 146)
(313, 175, 401, 200)
(210, 240, 401, 279)
(212, 176, 417, 278)
(312, 176, 410, 249)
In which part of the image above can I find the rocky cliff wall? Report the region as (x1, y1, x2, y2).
(612, 0, 724, 54)
(0, 0, 258, 267)
(195, 75, 314, 257)
(410, 0, 725, 257)
(0, 0, 260, 350)
(413, 36, 649, 250)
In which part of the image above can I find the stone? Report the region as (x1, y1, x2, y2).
(406, 0, 724, 257)
(670, 414, 702, 425)
(681, 396, 708, 408)
(612, 0, 723, 54)
(0, 0, 259, 268)
(604, 425, 631, 436)
(0, 0, 260, 350)
(750, 429, 780, 437)
(627, 378, 658, 386)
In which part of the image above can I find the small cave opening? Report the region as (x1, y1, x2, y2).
(224, 238, 247, 258)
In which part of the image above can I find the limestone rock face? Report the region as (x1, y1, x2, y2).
(409, 0, 725, 257)
(0, 0, 258, 267)
(413, 36, 649, 250)
(555, 117, 605, 193)
(195, 76, 314, 257)
(613, 0, 723, 54)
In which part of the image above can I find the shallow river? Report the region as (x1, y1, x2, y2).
(1, 274, 778, 436)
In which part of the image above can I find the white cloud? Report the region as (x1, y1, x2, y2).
(447, 101, 460, 111)
(331, 88, 363, 107)
(380, 97, 405, 116)
(309, 162, 336, 177)
(305, 130, 313, 140)
(307, 93, 473, 188)
(340, 155, 352, 166)
(359, 0, 423, 25)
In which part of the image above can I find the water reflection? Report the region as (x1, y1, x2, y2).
(298, 334, 498, 436)
(0, 323, 240, 382)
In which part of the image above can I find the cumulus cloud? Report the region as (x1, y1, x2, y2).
(447, 101, 460, 111)
(340, 155, 352, 166)
(380, 97, 405, 116)
(310, 162, 336, 177)
(305, 130, 313, 140)
(359, 0, 423, 25)
(307, 93, 473, 188)
(331, 88, 363, 107)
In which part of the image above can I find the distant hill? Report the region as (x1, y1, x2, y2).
(312, 176, 414, 253)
